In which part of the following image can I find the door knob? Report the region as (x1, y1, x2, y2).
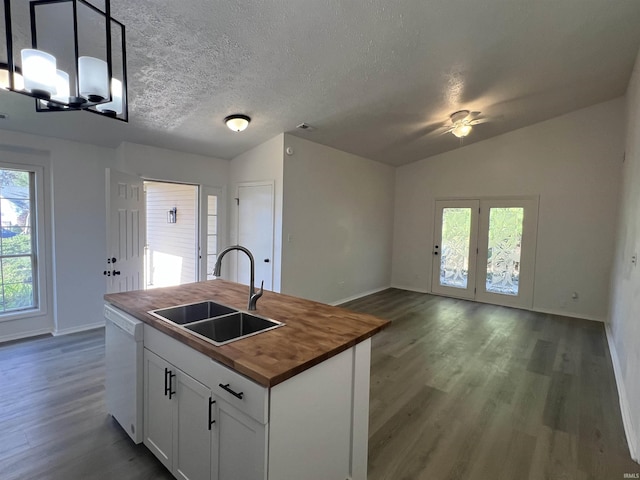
(264, 259, 270, 263)
(112, 270, 121, 276)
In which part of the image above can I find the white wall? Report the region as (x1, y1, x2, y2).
(115, 142, 229, 190)
(281, 135, 395, 304)
(609, 48, 640, 461)
(229, 134, 284, 291)
(0, 130, 115, 340)
(0, 132, 230, 342)
(392, 98, 625, 321)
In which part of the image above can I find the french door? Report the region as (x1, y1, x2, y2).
(431, 197, 538, 309)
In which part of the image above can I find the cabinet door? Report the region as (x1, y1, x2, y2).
(213, 399, 266, 480)
(174, 370, 212, 480)
(143, 349, 174, 469)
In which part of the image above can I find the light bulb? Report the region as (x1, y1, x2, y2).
(452, 124, 472, 138)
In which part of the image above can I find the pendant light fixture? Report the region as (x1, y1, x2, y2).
(225, 114, 251, 132)
(1, 0, 128, 122)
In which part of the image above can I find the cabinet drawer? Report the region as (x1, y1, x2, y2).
(209, 360, 268, 424)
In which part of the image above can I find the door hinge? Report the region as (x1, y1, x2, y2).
(235, 197, 239, 205)
(474, 287, 476, 294)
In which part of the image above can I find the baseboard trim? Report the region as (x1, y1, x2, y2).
(390, 287, 605, 322)
(331, 286, 391, 306)
(605, 324, 638, 462)
(0, 327, 52, 344)
(53, 321, 105, 337)
(532, 307, 604, 323)
(390, 284, 430, 294)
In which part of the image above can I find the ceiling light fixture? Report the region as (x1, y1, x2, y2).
(225, 114, 251, 132)
(449, 110, 473, 138)
(452, 124, 472, 138)
(1, 0, 128, 121)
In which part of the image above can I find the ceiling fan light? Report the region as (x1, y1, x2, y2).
(78, 56, 109, 102)
(452, 124, 472, 138)
(225, 114, 251, 132)
(21, 49, 57, 98)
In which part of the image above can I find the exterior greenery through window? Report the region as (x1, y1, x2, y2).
(0, 168, 36, 312)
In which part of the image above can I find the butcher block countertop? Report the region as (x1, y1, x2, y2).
(104, 279, 390, 387)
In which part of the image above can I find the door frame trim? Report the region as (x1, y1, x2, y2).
(431, 199, 480, 300)
(234, 180, 275, 288)
(431, 195, 540, 309)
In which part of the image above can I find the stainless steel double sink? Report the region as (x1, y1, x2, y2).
(148, 301, 284, 346)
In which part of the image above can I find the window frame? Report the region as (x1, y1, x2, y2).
(0, 161, 48, 322)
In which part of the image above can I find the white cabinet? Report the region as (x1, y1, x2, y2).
(143, 326, 267, 480)
(143, 349, 173, 468)
(144, 348, 212, 480)
(174, 369, 212, 480)
(139, 322, 371, 480)
(214, 399, 266, 480)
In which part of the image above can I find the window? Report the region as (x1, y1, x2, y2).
(206, 195, 218, 280)
(0, 167, 37, 313)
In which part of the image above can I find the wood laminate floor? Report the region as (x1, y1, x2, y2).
(0, 289, 637, 479)
(343, 289, 639, 480)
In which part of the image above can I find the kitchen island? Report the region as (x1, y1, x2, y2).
(104, 279, 389, 480)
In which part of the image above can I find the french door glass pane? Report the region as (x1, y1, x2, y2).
(440, 208, 471, 289)
(486, 207, 523, 296)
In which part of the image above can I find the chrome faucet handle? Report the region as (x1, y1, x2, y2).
(248, 280, 264, 311)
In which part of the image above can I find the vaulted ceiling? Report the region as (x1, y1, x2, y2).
(2, 0, 640, 166)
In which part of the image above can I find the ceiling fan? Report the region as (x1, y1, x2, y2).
(443, 110, 488, 138)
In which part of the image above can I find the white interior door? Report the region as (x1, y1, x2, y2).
(431, 200, 479, 300)
(237, 182, 274, 291)
(431, 197, 538, 309)
(106, 168, 145, 293)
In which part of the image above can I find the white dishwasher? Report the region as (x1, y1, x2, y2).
(105, 304, 144, 444)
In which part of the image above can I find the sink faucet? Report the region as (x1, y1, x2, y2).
(212, 245, 264, 311)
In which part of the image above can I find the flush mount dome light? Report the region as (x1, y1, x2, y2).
(225, 114, 251, 132)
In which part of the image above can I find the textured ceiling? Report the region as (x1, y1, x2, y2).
(1, 0, 640, 166)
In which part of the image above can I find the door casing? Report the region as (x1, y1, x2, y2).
(235, 181, 275, 291)
(431, 196, 539, 309)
